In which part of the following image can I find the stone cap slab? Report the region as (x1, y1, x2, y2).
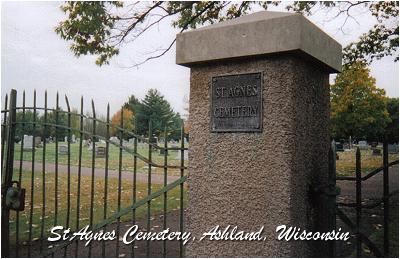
(176, 11, 342, 72)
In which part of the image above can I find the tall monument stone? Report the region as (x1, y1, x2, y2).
(176, 11, 341, 257)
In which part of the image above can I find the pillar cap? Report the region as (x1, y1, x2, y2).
(176, 11, 342, 72)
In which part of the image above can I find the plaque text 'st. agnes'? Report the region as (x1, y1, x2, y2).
(211, 72, 262, 132)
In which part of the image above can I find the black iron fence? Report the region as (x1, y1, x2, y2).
(333, 141, 399, 257)
(1, 89, 188, 257)
(2, 89, 399, 258)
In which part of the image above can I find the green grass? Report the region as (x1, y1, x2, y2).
(9, 169, 187, 245)
(336, 148, 398, 176)
(14, 141, 188, 176)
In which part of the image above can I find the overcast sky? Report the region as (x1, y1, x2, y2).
(1, 1, 399, 117)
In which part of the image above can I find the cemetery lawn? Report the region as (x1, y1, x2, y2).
(9, 169, 187, 245)
(336, 148, 399, 177)
(14, 142, 187, 176)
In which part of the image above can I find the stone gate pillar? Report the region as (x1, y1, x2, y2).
(176, 11, 341, 257)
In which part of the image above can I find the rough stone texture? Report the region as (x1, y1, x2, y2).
(176, 11, 342, 72)
(185, 55, 330, 257)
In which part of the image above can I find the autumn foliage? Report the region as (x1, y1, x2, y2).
(111, 108, 134, 137)
(330, 62, 390, 140)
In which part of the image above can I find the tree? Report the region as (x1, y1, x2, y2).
(15, 111, 41, 142)
(110, 108, 134, 139)
(70, 108, 81, 136)
(134, 89, 182, 139)
(45, 109, 69, 140)
(385, 97, 399, 143)
(288, 1, 399, 66)
(56, 1, 398, 67)
(330, 62, 390, 140)
(123, 95, 141, 114)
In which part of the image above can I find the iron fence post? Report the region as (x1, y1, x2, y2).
(383, 138, 389, 257)
(1, 94, 8, 172)
(355, 147, 361, 257)
(328, 141, 336, 257)
(179, 121, 185, 258)
(1, 89, 17, 258)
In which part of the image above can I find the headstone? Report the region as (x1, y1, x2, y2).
(343, 143, 352, 151)
(372, 148, 381, 156)
(176, 11, 341, 257)
(34, 136, 42, 148)
(159, 149, 168, 156)
(58, 145, 68, 155)
(150, 136, 158, 144)
(388, 144, 398, 154)
(109, 136, 119, 144)
(64, 136, 68, 143)
(336, 142, 344, 152)
(23, 135, 34, 150)
(96, 146, 106, 158)
(370, 141, 378, 148)
(71, 134, 76, 143)
(358, 141, 368, 150)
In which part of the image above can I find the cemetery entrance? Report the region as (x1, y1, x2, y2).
(1, 89, 188, 257)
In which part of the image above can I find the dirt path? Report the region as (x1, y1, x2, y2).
(335, 165, 399, 257)
(14, 160, 180, 185)
(337, 165, 399, 200)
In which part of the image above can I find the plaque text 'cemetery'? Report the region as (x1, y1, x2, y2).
(211, 72, 262, 132)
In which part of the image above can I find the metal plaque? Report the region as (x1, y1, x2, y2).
(211, 72, 262, 132)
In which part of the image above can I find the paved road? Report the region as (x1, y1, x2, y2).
(337, 165, 399, 199)
(13, 160, 180, 185)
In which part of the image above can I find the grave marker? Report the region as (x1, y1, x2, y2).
(34, 136, 42, 148)
(23, 135, 33, 151)
(58, 145, 68, 155)
(388, 144, 398, 154)
(358, 141, 368, 150)
(96, 146, 106, 158)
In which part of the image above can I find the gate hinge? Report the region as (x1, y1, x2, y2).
(5, 181, 25, 211)
(310, 184, 341, 197)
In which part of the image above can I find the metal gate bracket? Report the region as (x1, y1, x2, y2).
(5, 181, 25, 211)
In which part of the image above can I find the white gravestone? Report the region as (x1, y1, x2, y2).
(358, 141, 368, 150)
(109, 136, 119, 144)
(23, 135, 34, 150)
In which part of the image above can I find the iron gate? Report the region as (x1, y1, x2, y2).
(1, 89, 188, 257)
(331, 141, 399, 257)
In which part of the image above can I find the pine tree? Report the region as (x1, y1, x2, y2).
(135, 89, 182, 139)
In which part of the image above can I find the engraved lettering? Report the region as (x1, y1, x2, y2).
(211, 73, 262, 132)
